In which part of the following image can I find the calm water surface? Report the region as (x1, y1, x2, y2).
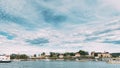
(0, 61, 120, 68)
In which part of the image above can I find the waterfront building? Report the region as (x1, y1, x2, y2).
(102, 52, 111, 58)
(91, 51, 111, 58)
(75, 52, 81, 57)
(59, 54, 64, 59)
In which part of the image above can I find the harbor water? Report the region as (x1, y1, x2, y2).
(0, 61, 120, 68)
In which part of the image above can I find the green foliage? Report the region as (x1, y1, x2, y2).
(34, 54, 37, 57)
(111, 53, 120, 57)
(50, 52, 59, 57)
(41, 52, 46, 56)
(78, 50, 89, 55)
(10, 54, 29, 59)
(64, 52, 75, 56)
(10, 54, 17, 59)
(20, 54, 29, 59)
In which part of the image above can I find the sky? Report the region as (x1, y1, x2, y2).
(0, 0, 120, 55)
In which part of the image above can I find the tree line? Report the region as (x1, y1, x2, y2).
(10, 50, 89, 59)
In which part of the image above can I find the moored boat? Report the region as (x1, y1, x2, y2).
(0, 61, 11, 63)
(0, 54, 11, 63)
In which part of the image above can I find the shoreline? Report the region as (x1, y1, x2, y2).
(10, 58, 120, 64)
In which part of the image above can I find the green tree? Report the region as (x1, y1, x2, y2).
(10, 54, 17, 59)
(49, 52, 59, 59)
(10, 54, 29, 59)
(64, 52, 75, 57)
(34, 54, 37, 57)
(78, 50, 89, 55)
(41, 52, 46, 56)
(20, 54, 29, 59)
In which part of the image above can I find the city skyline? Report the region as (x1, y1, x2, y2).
(0, 0, 120, 54)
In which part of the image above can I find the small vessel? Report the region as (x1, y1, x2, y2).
(94, 57, 99, 62)
(0, 60, 11, 63)
(75, 58, 80, 61)
(44, 57, 50, 61)
(45, 58, 50, 61)
(94, 59, 98, 61)
(0, 54, 11, 63)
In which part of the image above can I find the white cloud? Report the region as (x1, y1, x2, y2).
(102, 0, 120, 11)
(1, 17, 120, 54)
(80, 42, 120, 53)
(0, 0, 120, 54)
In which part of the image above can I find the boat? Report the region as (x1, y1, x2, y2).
(45, 58, 50, 61)
(94, 57, 99, 61)
(0, 55, 11, 63)
(44, 57, 50, 61)
(75, 58, 80, 61)
(0, 61, 11, 63)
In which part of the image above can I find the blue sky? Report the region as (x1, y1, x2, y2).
(0, 0, 120, 54)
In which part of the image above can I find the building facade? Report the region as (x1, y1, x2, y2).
(91, 51, 111, 58)
(59, 54, 64, 59)
(75, 52, 81, 57)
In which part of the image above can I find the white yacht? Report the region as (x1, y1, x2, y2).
(0, 54, 11, 63)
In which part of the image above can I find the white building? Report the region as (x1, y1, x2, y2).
(59, 54, 64, 59)
(75, 53, 81, 57)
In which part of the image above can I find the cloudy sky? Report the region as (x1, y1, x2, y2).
(0, 0, 120, 54)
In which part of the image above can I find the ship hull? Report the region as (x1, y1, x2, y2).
(0, 61, 11, 63)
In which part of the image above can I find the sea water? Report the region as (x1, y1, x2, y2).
(0, 60, 120, 68)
